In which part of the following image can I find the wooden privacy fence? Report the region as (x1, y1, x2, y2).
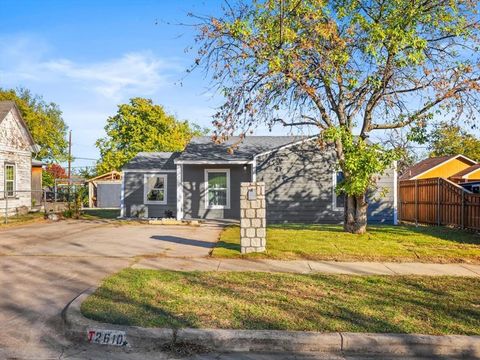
(399, 178, 480, 231)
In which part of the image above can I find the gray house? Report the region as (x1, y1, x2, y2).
(122, 136, 398, 224)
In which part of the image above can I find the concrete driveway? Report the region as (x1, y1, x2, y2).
(0, 219, 223, 359)
(0, 219, 223, 258)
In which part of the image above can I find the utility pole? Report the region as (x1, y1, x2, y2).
(68, 130, 72, 182)
(67, 130, 72, 202)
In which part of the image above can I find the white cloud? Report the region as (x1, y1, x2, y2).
(0, 35, 179, 100)
(40, 53, 175, 99)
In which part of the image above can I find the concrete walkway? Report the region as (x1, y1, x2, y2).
(133, 257, 480, 276)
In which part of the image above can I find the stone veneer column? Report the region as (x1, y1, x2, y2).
(240, 182, 266, 253)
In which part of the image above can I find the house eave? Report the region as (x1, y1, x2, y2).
(174, 160, 254, 165)
(410, 154, 478, 180)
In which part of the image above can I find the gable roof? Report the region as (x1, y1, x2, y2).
(176, 136, 310, 162)
(399, 155, 477, 180)
(450, 163, 480, 179)
(0, 100, 16, 121)
(0, 100, 36, 146)
(123, 152, 180, 170)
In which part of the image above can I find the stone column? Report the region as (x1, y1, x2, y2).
(240, 182, 266, 253)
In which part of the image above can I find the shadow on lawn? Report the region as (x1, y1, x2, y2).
(368, 224, 480, 245)
(216, 223, 480, 256)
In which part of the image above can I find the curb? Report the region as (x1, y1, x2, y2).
(65, 290, 480, 358)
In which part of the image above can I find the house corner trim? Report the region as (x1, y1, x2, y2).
(176, 164, 184, 220)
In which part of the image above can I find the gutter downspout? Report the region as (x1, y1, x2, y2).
(176, 164, 184, 220)
(393, 161, 398, 225)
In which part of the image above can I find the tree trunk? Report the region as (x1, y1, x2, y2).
(344, 193, 368, 234)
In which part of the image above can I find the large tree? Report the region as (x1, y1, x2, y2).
(0, 88, 69, 161)
(428, 122, 480, 161)
(192, 0, 480, 233)
(96, 98, 206, 173)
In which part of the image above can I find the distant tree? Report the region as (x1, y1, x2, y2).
(42, 164, 68, 188)
(0, 88, 69, 161)
(428, 122, 480, 162)
(383, 129, 420, 175)
(95, 98, 206, 173)
(75, 167, 98, 180)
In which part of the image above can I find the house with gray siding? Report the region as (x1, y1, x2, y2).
(121, 136, 398, 224)
(0, 101, 38, 215)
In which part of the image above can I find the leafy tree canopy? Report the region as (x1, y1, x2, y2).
(0, 88, 69, 162)
(75, 167, 98, 180)
(96, 98, 206, 173)
(428, 122, 480, 162)
(192, 0, 480, 233)
(42, 163, 67, 188)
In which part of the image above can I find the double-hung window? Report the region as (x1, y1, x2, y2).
(333, 170, 345, 210)
(5, 164, 15, 198)
(144, 174, 167, 205)
(205, 169, 230, 209)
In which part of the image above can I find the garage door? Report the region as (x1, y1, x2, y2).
(97, 183, 121, 208)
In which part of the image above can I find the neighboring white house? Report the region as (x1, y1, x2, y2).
(0, 101, 38, 216)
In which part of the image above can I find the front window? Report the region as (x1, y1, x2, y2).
(5, 164, 15, 197)
(144, 174, 167, 204)
(333, 170, 345, 210)
(205, 169, 230, 209)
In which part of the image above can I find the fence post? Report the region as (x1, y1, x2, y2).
(437, 178, 441, 226)
(4, 190, 8, 224)
(414, 179, 418, 226)
(43, 189, 47, 217)
(461, 191, 465, 229)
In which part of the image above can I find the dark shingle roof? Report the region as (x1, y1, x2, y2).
(177, 136, 309, 161)
(399, 155, 476, 180)
(451, 163, 480, 179)
(0, 101, 15, 122)
(122, 152, 180, 170)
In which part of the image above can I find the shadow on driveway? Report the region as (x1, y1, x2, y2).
(150, 235, 216, 249)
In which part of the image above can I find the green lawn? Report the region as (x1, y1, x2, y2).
(0, 211, 45, 228)
(81, 269, 480, 335)
(212, 224, 480, 263)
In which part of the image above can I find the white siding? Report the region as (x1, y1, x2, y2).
(0, 109, 32, 215)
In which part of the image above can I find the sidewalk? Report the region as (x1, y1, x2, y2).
(132, 257, 480, 276)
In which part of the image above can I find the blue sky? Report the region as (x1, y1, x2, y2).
(1, 1, 478, 169)
(0, 0, 241, 169)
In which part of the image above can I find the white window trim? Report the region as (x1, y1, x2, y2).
(143, 174, 168, 205)
(204, 169, 230, 210)
(4, 163, 16, 198)
(332, 170, 344, 211)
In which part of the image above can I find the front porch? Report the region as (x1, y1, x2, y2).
(177, 163, 254, 221)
